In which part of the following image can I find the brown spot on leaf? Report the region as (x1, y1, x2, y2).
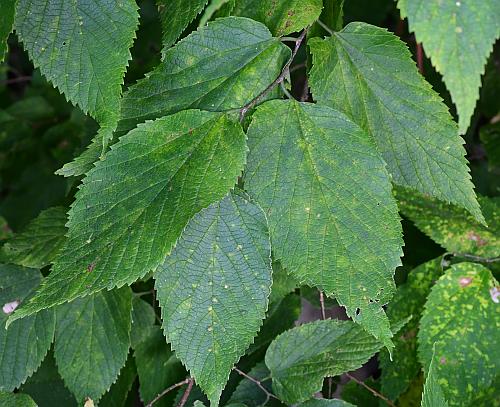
(466, 231, 487, 246)
(87, 262, 96, 273)
(459, 276, 473, 287)
(490, 286, 500, 303)
(439, 356, 446, 364)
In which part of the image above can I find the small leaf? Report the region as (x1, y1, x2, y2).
(9, 110, 246, 322)
(15, 0, 139, 143)
(116, 17, 290, 136)
(0, 0, 15, 62)
(265, 319, 406, 403)
(0, 207, 67, 268)
(130, 297, 156, 349)
(244, 99, 403, 349)
(299, 399, 355, 407)
(99, 355, 137, 407)
(421, 347, 449, 407)
(231, 0, 323, 36)
(397, 0, 500, 134)
(418, 262, 500, 406)
(309, 22, 483, 223)
(397, 189, 499, 258)
(228, 362, 273, 407)
(155, 191, 272, 405)
(54, 288, 133, 403)
(0, 264, 55, 391)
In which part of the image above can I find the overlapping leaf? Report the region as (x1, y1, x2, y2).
(15, 0, 139, 146)
(232, 0, 323, 36)
(397, 188, 499, 258)
(155, 192, 272, 405)
(0, 392, 37, 407)
(380, 258, 443, 401)
(421, 347, 449, 407)
(309, 22, 483, 223)
(0, 207, 67, 268)
(0, 264, 55, 391)
(157, 0, 208, 54)
(244, 99, 403, 348)
(0, 0, 15, 62)
(54, 287, 132, 403)
(9, 110, 246, 323)
(398, 0, 500, 134)
(418, 263, 500, 406)
(265, 319, 406, 403)
(116, 16, 290, 137)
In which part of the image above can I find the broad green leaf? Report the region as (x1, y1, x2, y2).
(0, 207, 67, 268)
(397, 189, 499, 258)
(0, 0, 15, 62)
(397, 0, 500, 134)
(134, 326, 185, 407)
(155, 191, 272, 405)
(309, 22, 483, 223)
(20, 352, 77, 407)
(300, 399, 355, 407)
(421, 347, 449, 407)
(15, 0, 139, 144)
(0, 264, 55, 391)
(265, 319, 406, 403)
(130, 297, 156, 348)
(231, 0, 323, 36)
(157, 0, 208, 55)
(99, 355, 137, 407)
(116, 17, 290, 136)
(54, 287, 132, 403)
(0, 392, 37, 407)
(9, 110, 246, 323)
(380, 258, 443, 402)
(418, 263, 500, 406)
(244, 99, 403, 349)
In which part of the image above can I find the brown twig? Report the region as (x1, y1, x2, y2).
(442, 252, 500, 266)
(346, 373, 396, 407)
(416, 43, 424, 74)
(234, 367, 278, 405)
(177, 378, 194, 407)
(0, 76, 32, 85)
(146, 378, 190, 407)
(239, 28, 308, 122)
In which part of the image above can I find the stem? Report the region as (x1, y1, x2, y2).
(281, 36, 299, 43)
(316, 19, 334, 35)
(0, 76, 32, 85)
(146, 378, 190, 407)
(234, 367, 278, 405)
(346, 373, 396, 407)
(416, 43, 424, 74)
(442, 252, 500, 265)
(177, 378, 194, 407)
(239, 28, 308, 122)
(280, 81, 293, 99)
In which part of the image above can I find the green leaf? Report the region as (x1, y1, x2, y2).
(155, 191, 272, 405)
(380, 258, 443, 401)
(231, 0, 323, 36)
(418, 262, 500, 406)
(0, 392, 37, 407)
(9, 109, 246, 323)
(15, 0, 139, 144)
(397, 189, 499, 258)
(299, 399, 355, 407)
(244, 99, 403, 349)
(99, 355, 137, 407)
(157, 0, 208, 55)
(265, 318, 406, 404)
(421, 347, 449, 407)
(116, 17, 290, 136)
(309, 22, 483, 223)
(397, 0, 500, 134)
(54, 287, 132, 403)
(199, 0, 233, 27)
(0, 264, 55, 392)
(20, 351, 77, 407)
(0, 207, 67, 268)
(130, 297, 156, 348)
(134, 326, 185, 407)
(229, 362, 280, 407)
(0, 0, 15, 62)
